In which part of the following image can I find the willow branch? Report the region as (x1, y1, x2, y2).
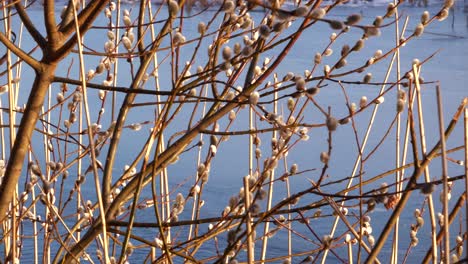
(366, 97, 468, 263)
(14, 2, 47, 49)
(0, 32, 41, 70)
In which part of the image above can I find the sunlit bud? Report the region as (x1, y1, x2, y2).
(129, 123, 142, 131)
(121, 9, 129, 16)
(443, 0, 454, 8)
(225, 91, 235, 101)
(421, 11, 430, 24)
(385, 3, 396, 18)
(241, 17, 252, 29)
(314, 53, 322, 64)
(173, 32, 186, 45)
(440, 191, 451, 202)
(362, 215, 371, 223)
(373, 50, 383, 58)
(122, 36, 132, 50)
(287, 98, 295, 111)
(353, 39, 365, 51)
(346, 13, 361, 25)
(73, 92, 82, 103)
(438, 212, 444, 226)
(309, 8, 326, 19)
(197, 22, 206, 35)
(398, 90, 406, 101)
(368, 235, 375, 247)
(228, 110, 236, 121)
(219, 61, 230, 73)
(411, 236, 419, 247)
(363, 73, 372, 83)
(323, 235, 332, 248)
(283, 72, 294, 82)
(242, 45, 253, 57)
(324, 65, 330, 75)
(295, 77, 306, 91)
(320, 151, 329, 164)
(96, 63, 105, 74)
(323, 49, 332, 57)
(168, 0, 179, 17)
(336, 58, 347, 69)
(414, 208, 421, 218)
(123, 15, 132, 27)
(85, 70, 96, 81)
(365, 26, 381, 37)
(414, 23, 424, 37)
(107, 2, 116, 11)
(222, 0, 235, 13)
(293, 6, 309, 17)
(345, 234, 352, 243)
(230, 43, 241, 56)
(30, 164, 41, 176)
(341, 207, 348, 215)
(250, 91, 260, 105)
(375, 96, 384, 104)
(0, 85, 8, 95)
(360, 96, 367, 108)
(127, 31, 135, 43)
(373, 16, 383, 27)
(335, 117, 347, 126)
(104, 8, 112, 18)
(97, 90, 106, 100)
(396, 99, 405, 113)
(252, 65, 261, 76)
(326, 116, 338, 131)
(437, 8, 449, 21)
(64, 120, 71, 128)
(405, 72, 414, 80)
(54, 92, 64, 104)
(329, 20, 344, 30)
(272, 21, 286, 32)
(259, 24, 270, 39)
(105, 41, 115, 52)
(350, 103, 357, 113)
(416, 216, 424, 227)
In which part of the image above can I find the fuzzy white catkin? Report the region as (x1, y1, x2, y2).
(122, 36, 132, 50)
(414, 23, 424, 37)
(197, 22, 206, 34)
(249, 91, 260, 105)
(360, 96, 367, 108)
(168, 0, 179, 17)
(123, 15, 131, 27)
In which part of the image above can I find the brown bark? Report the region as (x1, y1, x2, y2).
(0, 63, 57, 221)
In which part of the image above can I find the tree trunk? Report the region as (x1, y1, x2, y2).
(0, 63, 57, 221)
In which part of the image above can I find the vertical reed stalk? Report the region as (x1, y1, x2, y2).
(348, 240, 354, 264)
(321, 37, 401, 264)
(413, 64, 438, 261)
(436, 85, 450, 263)
(261, 73, 279, 261)
(29, 152, 38, 264)
(391, 3, 401, 263)
(244, 175, 254, 262)
(465, 108, 468, 263)
(111, 0, 121, 121)
(71, 2, 110, 262)
(2, 5, 15, 261)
